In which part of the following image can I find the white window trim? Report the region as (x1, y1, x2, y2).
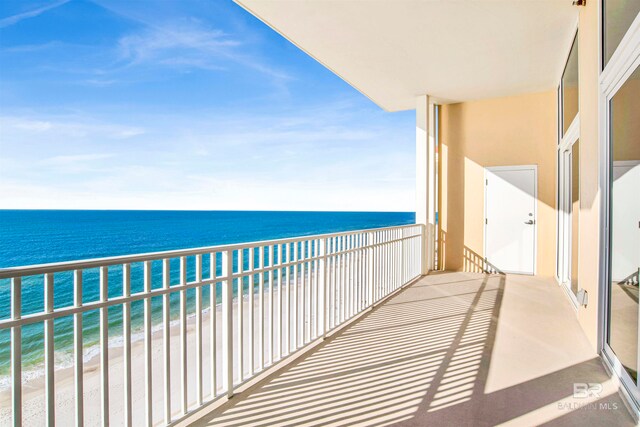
(557, 116, 580, 309)
(598, 4, 640, 418)
(556, 24, 581, 308)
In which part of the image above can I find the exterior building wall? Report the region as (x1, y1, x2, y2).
(576, 0, 600, 349)
(438, 90, 557, 277)
(437, 0, 629, 351)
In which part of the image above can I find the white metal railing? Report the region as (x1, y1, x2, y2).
(0, 224, 424, 426)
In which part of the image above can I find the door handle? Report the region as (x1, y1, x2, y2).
(524, 220, 535, 225)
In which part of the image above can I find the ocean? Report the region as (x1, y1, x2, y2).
(0, 210, 414, 385)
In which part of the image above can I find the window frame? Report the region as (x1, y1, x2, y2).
(560, 31, 580, 137)
(598, 0, 640, 417)
(602, 0, 640, 70)
(556, 25, 581, 308)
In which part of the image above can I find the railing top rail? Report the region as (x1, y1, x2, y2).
(0, 223, 422, 279)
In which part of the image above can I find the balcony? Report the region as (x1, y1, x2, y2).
(192, 272, 635, 427)
(1, 224, 635, 426)
(1, 225, 423, 426)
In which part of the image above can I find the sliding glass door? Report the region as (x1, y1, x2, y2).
(557, 31, 580, 303)
(605, 63, 640, 401)
(601, 0, 640, 408)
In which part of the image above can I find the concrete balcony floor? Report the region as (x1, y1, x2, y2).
(193, 272, 635, 427)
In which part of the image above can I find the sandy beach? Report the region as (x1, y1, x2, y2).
(0, 283, 323, 427)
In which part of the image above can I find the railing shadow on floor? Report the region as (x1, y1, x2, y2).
(192, 272, 632, 427)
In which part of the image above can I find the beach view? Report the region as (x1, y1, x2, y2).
(0, 210, 420, 425)
(3, 0, 640, 426)
(0, 0, 418, 424)
(0, 210, 413, 384)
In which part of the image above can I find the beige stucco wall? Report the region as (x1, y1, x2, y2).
(575, 0, 600, 349)
(438, 90, 557, 277)
(435, 0, 633, 352)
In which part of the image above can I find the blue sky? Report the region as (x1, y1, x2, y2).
(0, 0, 415, 211)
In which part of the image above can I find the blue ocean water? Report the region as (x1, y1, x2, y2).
(0, 210, 414, 380)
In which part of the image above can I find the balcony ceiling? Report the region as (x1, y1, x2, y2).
(235, 0, 578, 111)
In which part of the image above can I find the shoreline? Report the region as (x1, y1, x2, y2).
(0, 283, 316, 426)
(0, 300, 222, 392)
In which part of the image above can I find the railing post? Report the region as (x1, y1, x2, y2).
(248, 248, 255, 376)
(143, 261, 153, 427)
(268, 246, 275, 364)
(236, 250, 244, 382)
(222, 249, 234, 398)
(11, 277, 22, 427)
(420, 224, 428, 275)
(195, 254, 203, 407)
(400, 228, 405, 286)
(210, 252, 218, 400)
(43, 273, 56, 427)
(179, 257, 188, 415)
(122, 263, 132, 427)
(258, 247, 265, 371)
(162, 260, 171, 425)
(367, 232, 374, 308)
(73, 271, 84, 427)
(318, 238, 327, 338)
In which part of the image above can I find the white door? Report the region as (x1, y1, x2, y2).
(485, 166, 537, 275)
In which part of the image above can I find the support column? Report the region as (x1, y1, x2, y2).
(416, 95, 436, 274)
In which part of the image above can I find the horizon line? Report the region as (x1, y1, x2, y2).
(0, 208, 415, 214)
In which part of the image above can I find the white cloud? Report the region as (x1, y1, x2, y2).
(0, 174, 413, 211)
(2, 41, 65, 52)
(0, 1, 414, 212)
(114, 21, 290, 81)
(118, 25, 239, 64)
(0, 0, 70, 28)
(13, 119, 52, 131)
(0, 104, 415, 211)
(0, 116, 145, 139)
(41, 153, 115, 165)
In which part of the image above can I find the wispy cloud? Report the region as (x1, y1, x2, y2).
(2, 41, 65, 53)
(1, 1, 292, 92)
(0, 116, 145, 139)
(0, 0, 414, 211)
(0, 105, 415, 211)
(37, 153, 115, 174)
(41, 153, 115, 165)
(0, 172, 414, 211)
(0, 0, 70, 28)
(118, 24, 239, 66)
(80, 78, 119, 87)
(115, 22, 290, 81)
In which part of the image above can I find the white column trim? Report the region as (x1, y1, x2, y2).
(416, 95, 436, 274)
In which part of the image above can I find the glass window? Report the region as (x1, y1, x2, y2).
(562, 34, 579, 135)
(570, 140, 579, 295)
(607, 65, 640, 382)
(557, 152, 564, 280)
(604, 0, 640, 68)
(557, 143, 579, 297)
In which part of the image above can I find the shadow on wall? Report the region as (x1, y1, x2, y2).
(439, 230, 504, 275)
(438, 92, 557, 276)
(438, 227, 446, 270)
(463, 245, 504, 275)
(194, 273, 627, 427)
